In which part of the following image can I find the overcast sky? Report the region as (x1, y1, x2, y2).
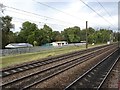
(0, 0, 119, 32)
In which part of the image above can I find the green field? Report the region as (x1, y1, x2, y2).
(1, 44, 106, 68)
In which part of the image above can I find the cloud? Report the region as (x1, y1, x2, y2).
(51, 1, 117, 30)
(1, 0, 118, 32)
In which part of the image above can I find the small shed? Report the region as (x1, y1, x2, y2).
(51, 41, 68, 46)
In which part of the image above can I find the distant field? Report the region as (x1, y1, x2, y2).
(1, 43, 106, 68)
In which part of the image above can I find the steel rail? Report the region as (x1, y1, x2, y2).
(22, 48, 119, 90)
(2, 45, 107, 87)
(64, 48, 119, 90)
(2, 45, 117, 89)
(97, 55, 120, 90)
(1, 44, 116, 78)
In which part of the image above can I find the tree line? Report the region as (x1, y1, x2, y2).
(1, 15, 119, 49)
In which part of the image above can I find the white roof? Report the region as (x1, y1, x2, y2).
(52, 41, 68, 43)
(5, 43, 33, 48)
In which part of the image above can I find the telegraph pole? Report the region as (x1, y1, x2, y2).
(86, 21, 88, 49)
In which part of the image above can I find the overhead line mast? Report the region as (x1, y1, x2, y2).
(86, 21, 88, 49)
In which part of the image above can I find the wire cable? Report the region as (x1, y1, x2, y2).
(32, 0, 86, 22)
(11, 16, 74, 29)
(97, 0, 112, 18)
(4, 5, 77, 26)
(79, 0, 116, 29)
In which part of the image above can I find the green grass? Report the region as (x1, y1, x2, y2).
(1, 43, 106, 68)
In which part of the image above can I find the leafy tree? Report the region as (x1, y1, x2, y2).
(18, 22, 54, 46)
(33, 29, 45, 45)
(113, 32, 120, 42)
(99, 29, 112, 43)
(8, 31, 16, 43)
(63, 26, 81, 43)
(80, 29, 86, 42)
(52, 31, 63, 41)
(18, 21, 38, 44)
(87, 27, 95, 44)
(4, 18, 117, 47)
(42, 24, 53, 43)
(1, 15, 14, 48)
(27, 32, 35, 44)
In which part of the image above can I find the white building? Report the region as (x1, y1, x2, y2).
(5, 43, 33, 48)
(51, 41, 68, 46)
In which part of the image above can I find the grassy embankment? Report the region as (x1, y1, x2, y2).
(1, 43, 106, 68)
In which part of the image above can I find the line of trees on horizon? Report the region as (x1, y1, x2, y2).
(1, 15, 120, 49)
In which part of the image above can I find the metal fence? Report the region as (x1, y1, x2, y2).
(0, 43, 86, 57)
(1, 46, 57, 56)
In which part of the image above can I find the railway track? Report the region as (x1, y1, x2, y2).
(1, 44, 116, 78)
(1, 44, 117, 89)
(65, 48, 120, 90)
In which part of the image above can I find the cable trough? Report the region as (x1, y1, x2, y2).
(65, 48, 120, 90)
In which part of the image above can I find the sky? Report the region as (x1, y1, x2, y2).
(0, 0, 119, 32)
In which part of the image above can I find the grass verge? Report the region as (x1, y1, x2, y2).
(1, 43, 106, 68)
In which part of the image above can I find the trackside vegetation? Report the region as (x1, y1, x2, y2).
(1, 15, 119, 49)
(1, 44, 106, 68)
